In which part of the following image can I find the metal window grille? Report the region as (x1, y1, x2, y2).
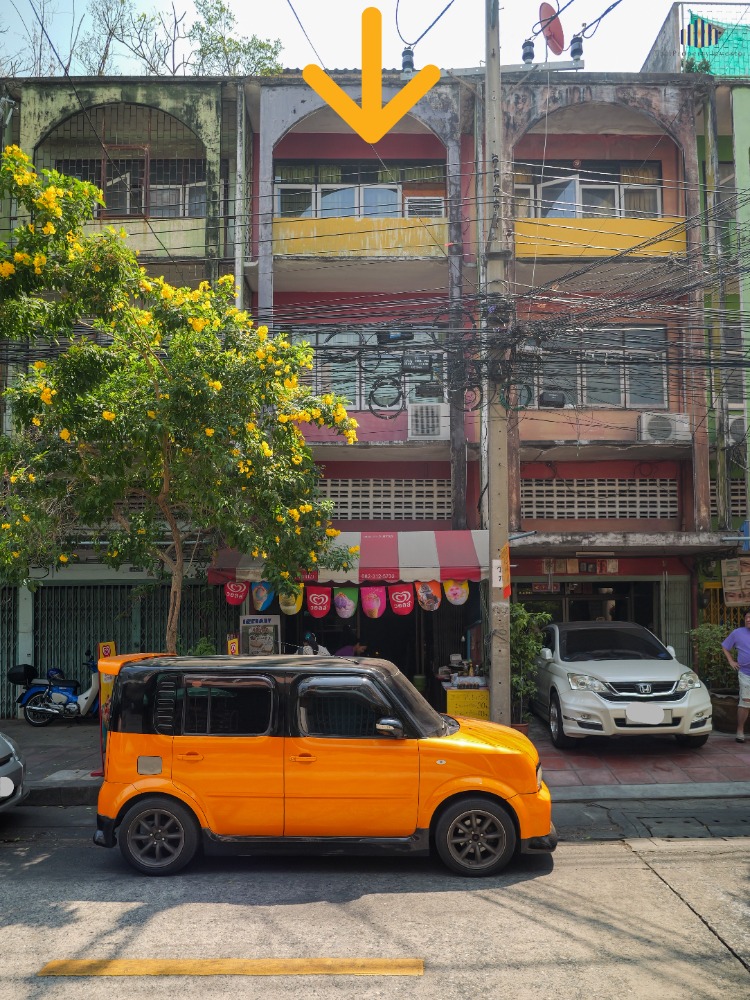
(520, 478, 679, 519)
(320, 479, 453, 520)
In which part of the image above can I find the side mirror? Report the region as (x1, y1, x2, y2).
(375, 717, 405, 739)
(541, 648, 553, 661)
(666, 645, 676, 658)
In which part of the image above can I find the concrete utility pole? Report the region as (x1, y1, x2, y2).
(485, 0, 512, 724)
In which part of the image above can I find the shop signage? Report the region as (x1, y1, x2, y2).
(361, 586, 387, 618)
(388, 584, 414, 615)
(306, 586, 331, 618)
(721, 557, 750, 606)
(239, 615, 280, 655)
(224, 581, 249, 606)
(443, 580, 469, 606)
(251, 581, 275, 611)
(333, 587, 359, 618)
(278, 587, 303, 615)
(416, 581, 441, 611)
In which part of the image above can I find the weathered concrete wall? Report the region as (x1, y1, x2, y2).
(642, 4, 681, 73)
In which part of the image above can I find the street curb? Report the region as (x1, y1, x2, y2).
(26, 781, 101, 807)
(550, 780, 750, 803)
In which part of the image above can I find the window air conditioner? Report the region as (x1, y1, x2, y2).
(637, 412, 692, 443)
(729, 415, 746, 444)
(404, 196, 445, 218)
(407, 402, 450, 440)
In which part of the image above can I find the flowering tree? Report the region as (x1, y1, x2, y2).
(0, 146, 358, 653)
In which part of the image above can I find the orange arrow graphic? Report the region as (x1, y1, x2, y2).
(302, 7, 441, 144)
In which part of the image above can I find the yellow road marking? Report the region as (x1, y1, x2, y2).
(38, 958, 424, 978)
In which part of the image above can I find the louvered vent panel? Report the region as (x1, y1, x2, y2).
(320, 479, 452, 520)
(153, 678, 178, 735)
(404, 196, 445, 217)
(709, 479, 747, 518)
(521, 478, 678, 519)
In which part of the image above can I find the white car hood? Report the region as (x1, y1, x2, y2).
(561, 658, 688, 683)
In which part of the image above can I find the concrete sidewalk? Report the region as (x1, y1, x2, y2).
(2, 715, 749, 807)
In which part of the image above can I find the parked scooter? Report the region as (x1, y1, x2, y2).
(8, 651, 99, 727)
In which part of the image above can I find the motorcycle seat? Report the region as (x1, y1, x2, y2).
(47, 677, 81, 692)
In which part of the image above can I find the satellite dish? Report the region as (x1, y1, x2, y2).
(539, 3, 565, 56)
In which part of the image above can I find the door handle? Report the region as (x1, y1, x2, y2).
(289, 754, 317, 763)
(176, 752, 204, 761)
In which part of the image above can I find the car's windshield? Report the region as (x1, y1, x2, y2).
(559, 627, 671, 662)
(389, 670, 446, 736)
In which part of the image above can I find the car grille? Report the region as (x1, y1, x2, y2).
(599, 681, 684, 702)
(615, 716, 681, 728)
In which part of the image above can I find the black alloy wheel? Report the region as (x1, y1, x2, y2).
(434, 797, 517, 876)
(118, 796, 199, 875)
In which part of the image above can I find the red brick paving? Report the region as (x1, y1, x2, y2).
(529, 717, 750, 788)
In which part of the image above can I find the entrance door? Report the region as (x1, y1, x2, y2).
(171, 674, 283, 836)
(284, 674, 419, 837)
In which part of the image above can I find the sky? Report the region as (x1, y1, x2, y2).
(0, 0, 693, 75)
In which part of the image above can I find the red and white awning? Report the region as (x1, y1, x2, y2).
(208, 530, 489, 585)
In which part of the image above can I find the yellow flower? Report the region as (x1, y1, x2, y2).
(102, 411, 116, 421)
(0, 261, 16, 278)
(189, 317, 207, 333)
(33, 361, 46, 370)
(160, 284, 174, 300)
(348, 545, 360, 554)
(257, 326, 268, 342)
(276, 515, 285, 523)
(159, 393, 169, 400)
(147, 410, 156, 418)
(1, 524, 9, 530)
(58, 554, 68, 563)
(309, 552, 318, 563)
(42, 222, 56, 235)
(9, 476, 17, 484)
(27, 473, 35, 482)
(326, 528, 341, 538)
(22, 515, 30, 522)
(246, 421, 256, 432)
(208, 380, 222, 391)
(12, 552, 19, 559)
(40, 388, 53, 405)
(204, 427, 215, 437)
(32, 417, 41, 427)
(33, 253, 47, 274)
(59, 429, 71, 441)
(13, 252, 30, 264)
(280, 571, 289, 579)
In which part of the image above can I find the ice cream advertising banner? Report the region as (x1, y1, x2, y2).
(333, 588, 358, 619)
(361, 586, 386, 619)
(444, 580, 469, 606)
(388, 584, 414, 616)
(416, 580, 442, 611)
(278, 587, 303, 615)
(306, 586, 331, 618)
(251, 581, 275, 611)
(224, 581, 249, 606)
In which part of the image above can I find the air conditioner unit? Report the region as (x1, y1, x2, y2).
(407, 402, 450, 440)
(404, 196, 445, 218)
(729, 415, 746, 444)
(637, 412, 692, 444)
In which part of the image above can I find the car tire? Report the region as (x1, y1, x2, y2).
(549, 692, 578, 748)
(674, 734, 709, 749)
(434, 797, 517, 877)
(118, 796, 199, 876)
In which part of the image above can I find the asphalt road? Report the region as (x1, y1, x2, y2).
(2, 805, 749, 999)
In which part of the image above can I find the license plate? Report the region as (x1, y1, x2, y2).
(624, 703, 670, 725)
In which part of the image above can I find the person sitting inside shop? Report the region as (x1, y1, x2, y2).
(300, 631, 330, 655)
(335, 636, 367, 657)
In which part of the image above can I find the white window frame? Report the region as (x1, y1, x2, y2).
(274, 182, 403, 220)
(515, 174, 663, 220)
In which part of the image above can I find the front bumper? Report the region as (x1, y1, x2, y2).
(520, 823, 558, 854)
(0, 758, 28, 814)
(557, 687, 712, 738)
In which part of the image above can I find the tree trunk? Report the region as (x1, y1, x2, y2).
(165, 565, 183, 654)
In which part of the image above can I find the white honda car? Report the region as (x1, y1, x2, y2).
(533, 622, 712, 748)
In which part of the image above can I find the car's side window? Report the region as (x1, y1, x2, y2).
(296, 675, 392, 738)
(182, 675, 275, 736)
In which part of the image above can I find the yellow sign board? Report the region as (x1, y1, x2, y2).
(446, 689, 490, 721)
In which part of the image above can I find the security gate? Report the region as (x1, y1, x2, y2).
(0, 588, 18, 718)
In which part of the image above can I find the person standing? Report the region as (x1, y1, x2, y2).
(720, 611, 750, 742)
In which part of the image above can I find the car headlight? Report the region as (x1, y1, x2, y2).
(567, 673, 609, 692)
(676, 670, 702, 691)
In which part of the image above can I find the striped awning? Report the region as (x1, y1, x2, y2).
(208, 530, 489, 585)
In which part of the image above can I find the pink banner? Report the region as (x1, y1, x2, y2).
(306, 586, 331, 618)
(388, 585, 414, 616)
(416, 580, 442, 611)
(224, 581, 249, 606)
(361, 586, 387, 619)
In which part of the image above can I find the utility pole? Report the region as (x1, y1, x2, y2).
(485, 0, 512, 724)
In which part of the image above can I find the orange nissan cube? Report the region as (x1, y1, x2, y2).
(94, 654, 557, 877)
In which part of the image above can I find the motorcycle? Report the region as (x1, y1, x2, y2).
(8, 651, 99, 728)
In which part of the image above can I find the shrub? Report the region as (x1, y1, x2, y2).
(510, 603, 551, 723)
(689, 623, 737, 691)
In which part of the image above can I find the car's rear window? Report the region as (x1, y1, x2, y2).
(559, 628, 671, 661)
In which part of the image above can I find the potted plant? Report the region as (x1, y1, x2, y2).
(509, 603, 551, 732)
(689, 623, 740, 734)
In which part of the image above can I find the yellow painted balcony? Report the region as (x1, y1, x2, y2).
(514, 217, 687, 258)
(273, 217, 449, 257)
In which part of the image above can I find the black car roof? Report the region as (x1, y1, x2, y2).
(118, 654, 399, 678)
(550, 622, 650, 632)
